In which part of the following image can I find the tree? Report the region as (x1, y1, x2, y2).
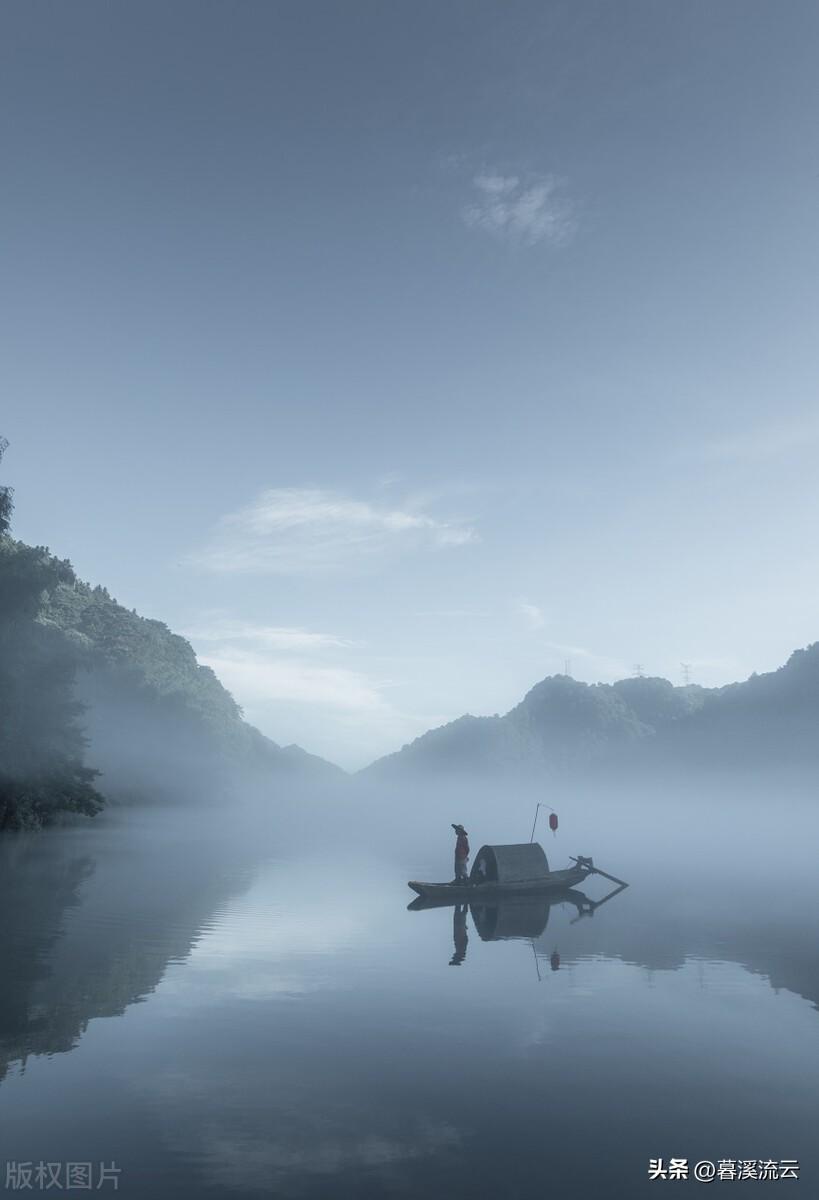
(0, 437, 13, 534)
(0, 438, 104, 829)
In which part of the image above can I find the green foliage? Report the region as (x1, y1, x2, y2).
(41, 580, 245, 745)
(0, 437, 13, 535)
(610, 675, 704, 726)
(365, 647, 819, 778)
(0, 540, 104, 830)
(0, 438, 104, 828)
(0, 435, 339, 830)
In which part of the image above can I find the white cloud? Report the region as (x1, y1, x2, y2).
(185, 613, 445, 766)
(187, 487, 478, 574)
(199, 650, 388, 713)
(516, 599, 545, 630)
(700, 412, 819, 464)
(183, 617, 354, 652)
(414, 609, 492, 619)
(462, 172, 575, 247)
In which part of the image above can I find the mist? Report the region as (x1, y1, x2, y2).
(3, 768, 818, 1197)
(4, 0, 819, 1195)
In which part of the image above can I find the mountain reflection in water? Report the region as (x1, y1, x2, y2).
(1, 784, 818, 1199)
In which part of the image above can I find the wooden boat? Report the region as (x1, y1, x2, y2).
(408, 865, 588, 902)
(408, 842, 598, 902)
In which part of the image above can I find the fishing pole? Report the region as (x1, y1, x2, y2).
(529, 801, 559, 842)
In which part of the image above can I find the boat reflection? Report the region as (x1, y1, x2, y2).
(450, 904, 468, 966)
(409, 881, 628, 970)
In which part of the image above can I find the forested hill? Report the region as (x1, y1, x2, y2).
(0, 437, 342, 829)
(0, 536, 342, 830)
(362, 646, 819, 780)
(45, 570, 342, 776)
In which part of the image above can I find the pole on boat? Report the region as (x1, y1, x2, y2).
(529, 801, 558, 842)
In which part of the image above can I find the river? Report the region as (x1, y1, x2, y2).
(1, 778, 817, 1197)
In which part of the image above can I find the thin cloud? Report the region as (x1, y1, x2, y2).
(414, 609, 492, 619)
(543, 641, 632, 681)
(199, 650, 388, 714)
(516, 599, 545, 630)
(462, 172, 575, 247)
(185, 613, 380, 711)
(187, 487, 478, 574)
(700, 413, 819, 463)
(183, 617, 354, 652)
(187, 613, 443, 766)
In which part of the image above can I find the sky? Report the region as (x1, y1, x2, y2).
(3, 0, 819, 769)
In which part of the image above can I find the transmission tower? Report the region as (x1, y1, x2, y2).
(564, 658, 572, 677)
(633, 663, 644, 678)
(681, 663, 692, 686)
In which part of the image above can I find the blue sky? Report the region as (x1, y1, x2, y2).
(3, 1, 819, 767)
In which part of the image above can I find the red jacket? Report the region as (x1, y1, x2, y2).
(455, 833, 470, 860)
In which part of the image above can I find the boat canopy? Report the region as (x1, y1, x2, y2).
(470, 842, 549, 884)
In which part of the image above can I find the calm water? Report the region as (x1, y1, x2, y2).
(1, 781, 817, 1198)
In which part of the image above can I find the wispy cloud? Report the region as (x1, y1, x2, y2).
(187, 488, 478, 574)
(186, 614, 444, 764)
(516, 599, 545, 630)
(183, 617, 354, 652)
(543, 641, 632, 681)
(187, 615, 378, 711)
(199, 650, 388, 714)
(462, 172, 575, 247)
(700, 412, 819, 463)
(414, 609, 492, 619)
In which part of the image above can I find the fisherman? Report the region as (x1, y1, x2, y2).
(451, 823, 470, 884)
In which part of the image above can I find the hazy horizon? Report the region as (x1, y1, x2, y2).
(4, 1, 819, 767)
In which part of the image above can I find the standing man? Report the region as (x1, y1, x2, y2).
(451, 823, 470, 884)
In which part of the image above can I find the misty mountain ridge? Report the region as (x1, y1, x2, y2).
(0, 527, 342, 829)
(363, 645, 819, 779)
(42, 567, 343, 788)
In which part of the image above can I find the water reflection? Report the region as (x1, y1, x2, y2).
(0, 805, 265, 1081)
(1, 789, 819, 1199)
(410, 881, 629, 972)
(450, 905, 468, 966)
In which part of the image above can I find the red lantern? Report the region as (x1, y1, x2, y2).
(548, 811, 558, 834)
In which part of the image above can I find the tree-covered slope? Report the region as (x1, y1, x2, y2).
(0, 539, 342, 829)
(0, 538, 105, 829)
(41, 575, 343, 785)
(362, 647, 819, 780)
(0, 439, 342, 830)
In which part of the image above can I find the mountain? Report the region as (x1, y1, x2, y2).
(0, 537, 342, 830)
(362, 646, 819, 780)
(42, 573, 342, 785)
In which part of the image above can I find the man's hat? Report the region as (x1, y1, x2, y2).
(451, 823, 467, 835)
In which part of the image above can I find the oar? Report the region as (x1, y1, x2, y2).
(569, 857, 629, 889)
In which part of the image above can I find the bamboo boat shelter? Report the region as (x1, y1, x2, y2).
(470, 842, 550, 884)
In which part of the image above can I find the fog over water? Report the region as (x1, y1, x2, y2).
(3, 3, 818, 1196)
(2, 773, 817, 1198)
